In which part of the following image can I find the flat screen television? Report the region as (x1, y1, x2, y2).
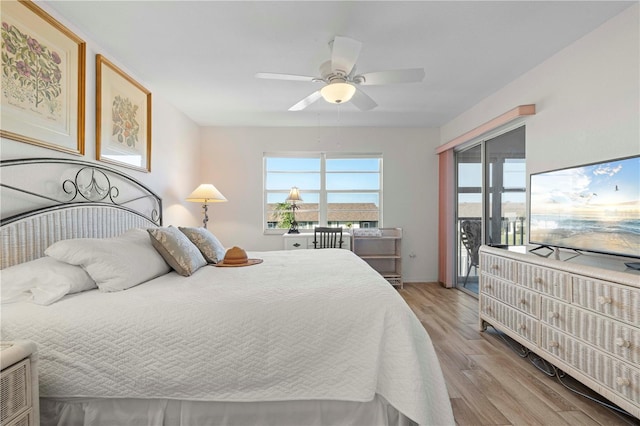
(529, 155, 640, 259)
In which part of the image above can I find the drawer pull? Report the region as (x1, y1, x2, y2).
(518, 323, 526, 331)
(549, 341, 559, 348)
(616, 377, 631, 387)
(548, 311, 559, 320)
(519, 298, 527, 305)
(615, 337, 631, 348)
(598, 296, 612, 305)
(293, 243, 301, 247)
(484, 283, 492, 290)
(490, 264, 500, 271)
(533, 277, 543, 284)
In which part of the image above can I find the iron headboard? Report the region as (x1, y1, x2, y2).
(1, 158, 163, 267)
(1, 157, 162, 226)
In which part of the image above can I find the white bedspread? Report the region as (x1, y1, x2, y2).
(1, 249, 453, 425)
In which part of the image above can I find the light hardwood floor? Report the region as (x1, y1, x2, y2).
(399, 283, 640, 426)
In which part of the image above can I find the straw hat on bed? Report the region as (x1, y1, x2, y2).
(215, 246, 263, 267)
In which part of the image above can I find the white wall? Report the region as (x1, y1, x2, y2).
(440, 4, 639, 169)
(0, 2, 202, 226)
(4, 3, 636, 283)
(199, 127, 441, 282)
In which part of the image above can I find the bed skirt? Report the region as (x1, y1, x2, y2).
(40, 395, 419, 426)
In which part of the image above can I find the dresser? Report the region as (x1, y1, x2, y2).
(283, 232, 351, 250)
(1, 341, 39, 426)
(479, 245, 639, 419)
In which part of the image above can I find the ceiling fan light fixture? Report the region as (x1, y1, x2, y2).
(320, 82, 356, 104)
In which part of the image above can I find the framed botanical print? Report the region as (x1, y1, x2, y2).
(96, 54, 151, 172)
(1, 0, 86, 155)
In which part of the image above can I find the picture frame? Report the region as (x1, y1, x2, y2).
(96, 54, 151, 172)
(1, 0, 86, 155)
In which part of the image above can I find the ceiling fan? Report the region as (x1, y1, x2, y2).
(255, 36, 425, 112)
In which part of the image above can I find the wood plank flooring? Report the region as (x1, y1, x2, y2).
(399, 283, 640, 426)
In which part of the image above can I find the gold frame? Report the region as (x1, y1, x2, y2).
(96, 54, 152, 172)
(0, 0, 86, 155)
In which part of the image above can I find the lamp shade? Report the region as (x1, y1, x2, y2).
(186, 184, 227, 203)
(320, 82, 356, 104)
(286, 186, 303, 203)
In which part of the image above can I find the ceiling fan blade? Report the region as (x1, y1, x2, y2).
(356, 68, 425, 85)
(330, 36, 362, 76)
(289, 91, 322, 111)
(255, 72, 317, 82)
(350, 88, 377, 111)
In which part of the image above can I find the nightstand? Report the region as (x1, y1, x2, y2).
(1, 341, 39, 426)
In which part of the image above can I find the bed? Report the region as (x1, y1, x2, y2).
(0, 158, 454, 426)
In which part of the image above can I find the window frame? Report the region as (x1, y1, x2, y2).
(263, 152, 383, 234)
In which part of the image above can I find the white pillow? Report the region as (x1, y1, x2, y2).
(45, 228, 171, 292)
(1, 257, 96, 305)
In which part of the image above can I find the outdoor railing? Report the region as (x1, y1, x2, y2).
(457, 216, 526, 278)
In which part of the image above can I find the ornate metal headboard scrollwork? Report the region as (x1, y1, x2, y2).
(1, 158, 163, 268)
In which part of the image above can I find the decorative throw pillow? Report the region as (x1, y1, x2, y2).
(147, 226, 207, 276)
(45, 228, 171, 292)
(1, 256, 97, 305)
(178, 227, 226, 264)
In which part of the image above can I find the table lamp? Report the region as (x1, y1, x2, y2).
(286, 186, 303, 234)
(186, 184, 227, 228)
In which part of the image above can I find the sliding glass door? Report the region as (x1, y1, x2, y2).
(486, 126, 527, 248)
(455, 126, 526, 295)
(456, 145, 482, 293)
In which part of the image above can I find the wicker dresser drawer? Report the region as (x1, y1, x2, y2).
(0, 341, 38, 426)
(482, 275, 539, 318)
(572, 277, 640, 327)
(542, 296, 640, 366)
(480, 253, 514, 281)
(480, 295, 537, 344)
(540, 324, 640, 408)
(0, 358, 31, 425)
(517, 262, 570, 301)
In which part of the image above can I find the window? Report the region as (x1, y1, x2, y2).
(264, 153, 382, 233)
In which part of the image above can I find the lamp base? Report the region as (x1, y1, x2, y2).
(287, 203, 300, 234)
(202, 203, 209, 229)
(287, 220, 299, 234)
